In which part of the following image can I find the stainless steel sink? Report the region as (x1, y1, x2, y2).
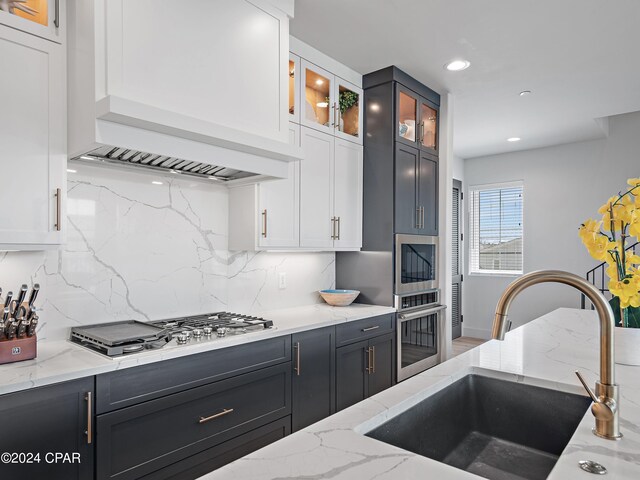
(365, 374, 591, 480)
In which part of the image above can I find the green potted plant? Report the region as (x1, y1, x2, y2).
(579, 177, 640, 364)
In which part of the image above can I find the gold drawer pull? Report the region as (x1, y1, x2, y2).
(199, 408, 234, 424)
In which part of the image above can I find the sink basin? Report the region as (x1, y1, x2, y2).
(365, 374, 591, 480)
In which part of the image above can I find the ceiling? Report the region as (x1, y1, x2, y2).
(290, 0, 640, 159)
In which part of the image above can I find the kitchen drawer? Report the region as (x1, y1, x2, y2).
(139, 416, 291, 480)
(96, 363, 291, 480)
(335, 314, 396, 347)
(96, 335, 290, 413)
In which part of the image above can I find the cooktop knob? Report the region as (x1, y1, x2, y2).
(216, 327, 227, 337)
(203, 326, 213, 336)
(192, 328, 203, 338)
(176, 333, 189, 345)
(181, 330, 191, 339)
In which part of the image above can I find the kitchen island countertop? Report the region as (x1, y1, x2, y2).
(200, 308, 640, 480)
(0, 302, 396, 395)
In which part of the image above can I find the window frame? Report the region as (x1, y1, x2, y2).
(468, 180, 524, 277)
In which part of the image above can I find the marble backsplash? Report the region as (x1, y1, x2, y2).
(0, 165, 335, 340)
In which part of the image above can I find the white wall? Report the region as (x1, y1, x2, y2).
(462, 110, 640, 338)
(0, 165, 335, 340)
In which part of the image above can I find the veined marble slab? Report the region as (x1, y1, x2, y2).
(200, 308, 640, 480)
(0, 303, 395, 395)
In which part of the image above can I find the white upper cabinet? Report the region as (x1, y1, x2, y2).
(228, 122, 300, 251)
(333, 138, 363, 249)
(68, 0, 300, 178)
(296, 59, 363, 145)
(0, 0, 65, 43)
(0, 24, 65, 248)
(300, 127, 335, 249)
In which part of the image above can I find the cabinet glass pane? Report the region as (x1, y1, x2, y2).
(304, 68, 331, 128)
(421, 104, 437, 149)
(289, 59, 295, 116)
(337, 84, 359, 138)
(398, 91, 417, 142)
(1, 0, 48, 26)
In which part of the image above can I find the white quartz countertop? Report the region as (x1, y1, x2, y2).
(201, 308, 640, 480)
(0, 303, 396, 395)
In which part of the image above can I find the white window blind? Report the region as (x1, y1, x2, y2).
(469, 182, 524, 274)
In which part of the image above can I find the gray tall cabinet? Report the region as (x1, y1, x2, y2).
(361, 67, 440, 251)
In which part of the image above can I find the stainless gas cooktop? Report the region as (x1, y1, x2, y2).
(70, 312, 274, 357)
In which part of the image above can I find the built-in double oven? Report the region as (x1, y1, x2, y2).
(394, 234, 444, 382)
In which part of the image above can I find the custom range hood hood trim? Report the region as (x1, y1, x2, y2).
(70, 96, 302, 185)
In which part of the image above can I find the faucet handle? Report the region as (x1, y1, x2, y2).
(575, 370, 599, 403)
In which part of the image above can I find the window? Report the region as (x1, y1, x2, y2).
(469, 181, 523, 275)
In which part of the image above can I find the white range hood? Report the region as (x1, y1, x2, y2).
(68, 0, 301, 185)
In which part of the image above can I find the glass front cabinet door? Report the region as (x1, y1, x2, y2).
(396, 85, 418, 146)
(334, 78, 363, 144)
(289, 53, 301, 123)
(0, 0, 64, 43)
(301, 60, 334, 134)
(419, 100, 438, 152)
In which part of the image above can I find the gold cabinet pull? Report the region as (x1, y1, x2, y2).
(55, 188, 62, 231)
(199, 408, 234, 424)
(331, 217, 336, 240)
(371, 346, 376, 374)
(85, 392, 92, 444)
(261, 210, 267, 238)
(336, 216, 341, 240)
(364, 347, 371, 374)
(294, 342, 301, 376)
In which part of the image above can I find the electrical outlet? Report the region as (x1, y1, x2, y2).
(278, 272, 287, 290)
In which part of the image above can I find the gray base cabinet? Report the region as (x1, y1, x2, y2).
(335, 314, 396, 411)
(0, 377, 94, 480)
(95, 337, 292, 480)
(292, 327, 336, 431)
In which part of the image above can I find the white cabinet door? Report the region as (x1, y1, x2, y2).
(334, 77, 363, 145)
(300, 127, 334, 248)
(0, 0, 65, 44)
(258, 123, 300, 248)
(333, 138, 363, 249)
(0, 25, 65, 247)
(300, 60, 335, 136)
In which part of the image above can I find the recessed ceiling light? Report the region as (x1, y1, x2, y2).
(152, 181, 163, 185)
(444, 60, 470, 71)
(315, 79, 324, 85)
(519, 90, 532, 96)
(316, 101, 329, 108)
(66, 168, 77, 173)
(507, 137, 521, 142)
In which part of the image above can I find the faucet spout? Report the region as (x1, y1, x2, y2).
(492, 270, 622, 440)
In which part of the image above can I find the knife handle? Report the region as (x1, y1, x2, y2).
(16, 322, 27, 339)
(6, 322, 17, 340)
(2, 306, 9, 323)
(3, 291, 12, 309)
(27, 316, 38, 337)
(27, 284, 40, 310)
(0, 322, 5, 341)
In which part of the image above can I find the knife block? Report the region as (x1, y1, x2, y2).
(0, 335, 37, 365)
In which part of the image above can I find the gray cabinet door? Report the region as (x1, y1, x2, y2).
(394, 143, 420, 234)
(292, 327, 336, 431)
(336, 339, 368, 411)
(418, 152, 439, 236)
(0, 377, 94, 480)
(366, 333, 396, 397)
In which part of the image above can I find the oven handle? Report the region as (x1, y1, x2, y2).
(398, 305, 446, 322)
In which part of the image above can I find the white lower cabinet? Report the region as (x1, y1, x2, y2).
(299, 126, 362, 250)
(0, 24, 66, 249)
